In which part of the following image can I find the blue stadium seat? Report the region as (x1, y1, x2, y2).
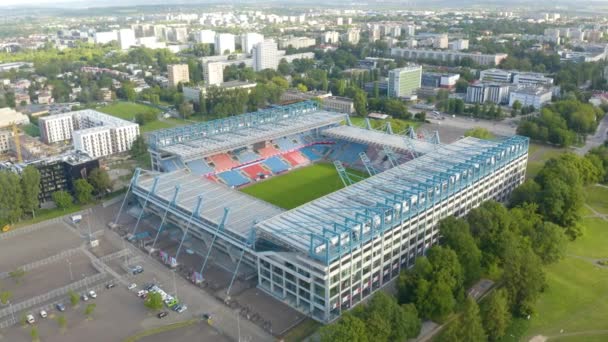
(330, 142, 368, 165)
(186, 159, 214, 176)
(161, 159, 177, 172)
(236, 149, 260, 163)
(264, 156, 290, 174)
(275, 135, 303, 151)
(218, 170, 251, 187)
(300, 146, 323, 162)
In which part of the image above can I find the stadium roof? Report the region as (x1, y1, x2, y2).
(135, 169, 283, 243)
(148, 101, 345, 161)
(322, 125, 439, 155)
(254, 135, 529, 263)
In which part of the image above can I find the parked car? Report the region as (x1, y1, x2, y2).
(88, 290, 97, 299)
(127, 283, 137, 290)
(157, 311, 168, 319)
(81, 294, 89, 301)
(56, 303, 66, 312)
(106, 283, 116, 289)
(39, 310, 47, 318)
(130, 265, 144, 275)
(177, 305, 187, 313)
(144, 283, 155, 291)
(26, 314, 35, 324)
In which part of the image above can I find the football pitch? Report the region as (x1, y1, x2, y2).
(240, 163, 367, 209)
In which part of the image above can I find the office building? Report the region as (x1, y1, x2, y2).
(215, 33, 236, 55)
(167, 64, 190, 87)
(509, 86, 552, 109)
(242, 32, 264, 54)
(387, 66, 422, 98)
(278, 36, 316, 49)
(465, 83, 509, 104)
(421, 72, 461, 89)
(479, 69, 513, 83)
(449, 39, 469, 51)
(118, 29, 136, 50)
(204, 62, 225, 86)
(513, 72, 554, 86)
(253, 39, 279, 71)
(391, 48, 508, 66)
(196, 30, 216, 44)
(466, 84, 489, 103)
(39, 114, 75, 144)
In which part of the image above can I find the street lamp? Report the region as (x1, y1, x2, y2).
(68, 260, 73, 281)
(236, 310, 241, 342)
(83, 274, 89, 292)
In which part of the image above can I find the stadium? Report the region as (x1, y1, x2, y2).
(119, 101, 529, 323)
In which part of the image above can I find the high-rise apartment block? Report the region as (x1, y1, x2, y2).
(39, 114, 75, 144)
(204, 62, 225, 86)
(242, 32, 264, 54)
(118, 29, 136, 50)
(196, 30, 216, 44)
(215, 33, 236, 55)
(387, 65, 422, 98)
(253, 39, 279, 71)
(167, 64, 190, 87)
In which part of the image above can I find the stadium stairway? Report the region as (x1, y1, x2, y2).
(186, 159, 214, 176)
(264, 156, 291, 174)
(218, 170, 251, 188)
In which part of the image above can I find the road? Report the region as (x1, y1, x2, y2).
(575, 113, 608, 155)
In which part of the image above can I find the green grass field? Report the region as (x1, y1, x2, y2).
(97, 102, 174, 132)
(526, 143, 567, 179)
(517, 185, 608, 341)
(240, 163, 366, 209)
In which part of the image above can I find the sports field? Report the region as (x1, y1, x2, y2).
(240, 163, 367, 209)
(97, 101, 174, 132)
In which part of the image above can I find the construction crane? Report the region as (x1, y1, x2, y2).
(11, 122, 22, 163)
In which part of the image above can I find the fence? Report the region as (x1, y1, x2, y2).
(0, 247, 82, 280)
(0, 209, 91, 241)
(0, 272, 107, 320)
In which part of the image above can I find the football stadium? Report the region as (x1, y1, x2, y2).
(120, 101, 529, 323)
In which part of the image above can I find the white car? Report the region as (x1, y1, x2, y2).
(39, 310, 47, 318)
(127, 283, 137, 290)
(177, 305, 187, 313)
(26, 314, 35, 324)
(88, 290, 97, 299)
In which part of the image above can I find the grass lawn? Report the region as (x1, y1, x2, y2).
(349, 116, 422, 132)
(566, 218, 608, 259)
(21, 123, 40, 137)
(526, 144, 567, 179)
(240, 163, 366, 209)
(281, 318, 322, 342)
(584, 185, 608, 214)
(97, 101, 173, 132)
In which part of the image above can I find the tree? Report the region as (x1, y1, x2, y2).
(509, 180, 540, 208)
(74, 179, 94, 204)
(52, 191, 73, 210)
(144, 292, 164, 311)
(69, 290, 80, 307)
(481, 289, 511, 341)
(445, 297, 487, 342)
(0, 291, 12, 305)
(0, 171, 24, 224)
(512, 100, 522, 111)
(88, 168, 112, 195)
(9, 268, 25, 284)
(20, 166, 40, 217)
(467, 201, 514, 268)
(464, 127, 493, 139)
(400, 303, 422, 339)
(85, 303, 96, 318)
(353, 89, 367, 116)
(438, 217, 482, 287)
(502, 240, 545, 316)
(455, 79, 469, 93)
(319, 313, 369, 342)
(57, 315, 67, 331)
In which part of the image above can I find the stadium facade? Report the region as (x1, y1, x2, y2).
(122, 101, 529, 323)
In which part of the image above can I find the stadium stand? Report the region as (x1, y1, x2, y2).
(186, 159, 214, 175)
(258, 144, 281, 158)
(264, 156, 291, 174)
(283, 151, 309, 167)
(209, 153, 238, 171)
(218, 170, 251, 187)
(235, 148, 260, 164)
(242, 164, 272, 180)
(275, 135, 303, 151)
(300, 145, 327, 162)
(329, 141, 368, 165)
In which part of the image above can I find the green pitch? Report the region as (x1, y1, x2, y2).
(240, 163, 367, 210)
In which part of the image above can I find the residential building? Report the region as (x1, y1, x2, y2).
(241, 32, 264, 54)
(433, 34, 449, 49)
(343, 28, 360, 44)
(118, 29, 136, 50)
(196, 30, 216, 44)
(204, 61, 225, 86)
(253, 39, 279, 71)
(391, 48, 508, 66)
(39, 113, 74, 144)
(336, 17, 343, 26)
(324, 31, 341, 44)
(0, 130, 11, 153)
(215, 33, 236, 55)
(278, 36, 316, 49)
(404, 24, 416, 36)
(167, 64, 190, 87)
(449, 39, 469, 51)
(169, 27, 188, 43)
(387, 65, 422, 98)
(322, 96, 355, 114)
(421, 72, 460, 89)
(0, 107, 30, 128)
(94, 31, 118, 45)
(509, 86, 552, 109)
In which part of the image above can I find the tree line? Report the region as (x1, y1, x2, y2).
(0, 166, 41, 226)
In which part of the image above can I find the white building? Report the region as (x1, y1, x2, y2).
(343, 28, 360, 44)
(0, 107, 30, 129)
(465, 84, 489, 104)
(509, 86, 552, 109)
(94, 31, 118, 45)
(39, 113, 75, 144)
(278, 36, 316, 49)
(39, 110, 139, 157)
(241, 32, 264, 54)
(479, 69, 512, 83)
(433, 34, 449, 49)
(449, 39, 469, 51)
(169, 27, 188, 43)
(324, 31, 341, 44)
(253, 39, 279, 71)
(322, 96, 355, 114)
(204, 61, 225, 86)
(0, 130, 12, 153)
(465, 83, 510, 104)
(404, 24, 416, 37)
(215, 33, 236, 55)
(196, 30, 216, 44)
(118, 29, 136, 50)
(167, 64, 190, 87)
(513, 72, 554, 86)
(391, 48, 508, 66)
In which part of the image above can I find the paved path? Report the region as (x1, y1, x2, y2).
(575, 114, 608, 155)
